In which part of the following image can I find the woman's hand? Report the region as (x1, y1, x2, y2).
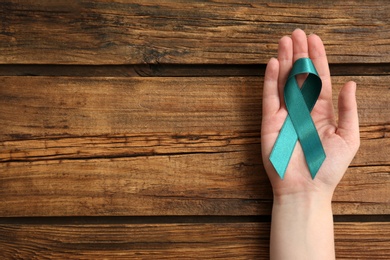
(261, 29, 360, 260)
(261, 29, 360, 199)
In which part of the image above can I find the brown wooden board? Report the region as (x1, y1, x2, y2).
(1, 1, 389, 64)
(1, 1, 389, 259)
(0, 76, 388, 139)
(1, 130, 388, 167)
(0, 222, 389, 259)
(0, 76, 388, 216)
(0, 151, 388, 217)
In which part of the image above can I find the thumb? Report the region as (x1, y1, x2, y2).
(336, 81, 360, 151)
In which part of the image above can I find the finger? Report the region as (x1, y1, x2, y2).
(292, 28, 309, 61)
(292, 29, 309, 86)
(308, 33, 332, 103)
(336, 81, 360, 150)
(277, 35, 293, 107)
(263, 57, 280, 116)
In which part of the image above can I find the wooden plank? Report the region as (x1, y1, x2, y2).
(0, 149, 271, 217)
(1, 1, 389, 64)
(0, 222, 388, 259)
(0, 76, 388, 140)
(0, 75, 388, 216)
(0, 151, 388, 216)
(334, 222, 390, 260)
(0, 132, 260, 162)
(2, 129, 388, 167)
(332, 166, 390, 215)
(1, 76, 388, 165)
(0, 76, 262, 138)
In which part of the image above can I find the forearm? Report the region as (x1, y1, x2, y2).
(270, 192, 335, 260)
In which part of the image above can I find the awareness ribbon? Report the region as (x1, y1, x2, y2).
(269, 58, 326, 179)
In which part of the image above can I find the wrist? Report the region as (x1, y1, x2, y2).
(273, 190, 333, 209)
(270, 190, 336, 260)
(272, 190, 334, 227)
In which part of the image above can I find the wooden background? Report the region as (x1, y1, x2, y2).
(0, 0, 389, 259)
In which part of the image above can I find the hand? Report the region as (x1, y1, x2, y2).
(261, 29, 360, 199)
(262, 29, 360, 260)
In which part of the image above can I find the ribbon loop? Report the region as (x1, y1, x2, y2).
(269, 58, 326, 179)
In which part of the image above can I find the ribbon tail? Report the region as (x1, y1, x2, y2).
(299, 126, 326, 179)
(269, 116, 298, 179)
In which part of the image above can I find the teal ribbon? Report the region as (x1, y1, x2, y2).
(269, 58, 326, 179)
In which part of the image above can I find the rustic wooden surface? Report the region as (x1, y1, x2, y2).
(0, 0, 389, 259)
(0, 222, 389, 259)
(1, 1, 390, 64)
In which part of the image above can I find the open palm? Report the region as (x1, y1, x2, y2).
(261, 29, 360, 197)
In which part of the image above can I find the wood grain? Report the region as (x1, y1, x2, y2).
(1, 76, 388, 166)
(0, 76, 388, 140)
(0, 76, 262, 138)
(0, 152, 388, 217)
(1, 1, 389, 64)
(1, 1, 389, 258)
(0, 149, 270, 217)
(0, 75, 388, 216)
(0, 222, 388, 259)
(1, 129, 388, 167)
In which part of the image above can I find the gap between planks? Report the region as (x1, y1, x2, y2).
(0, 215, 389, 225)
(0, 64, 390, 77)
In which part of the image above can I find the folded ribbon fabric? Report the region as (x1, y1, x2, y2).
(269, 58, 326, 179)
